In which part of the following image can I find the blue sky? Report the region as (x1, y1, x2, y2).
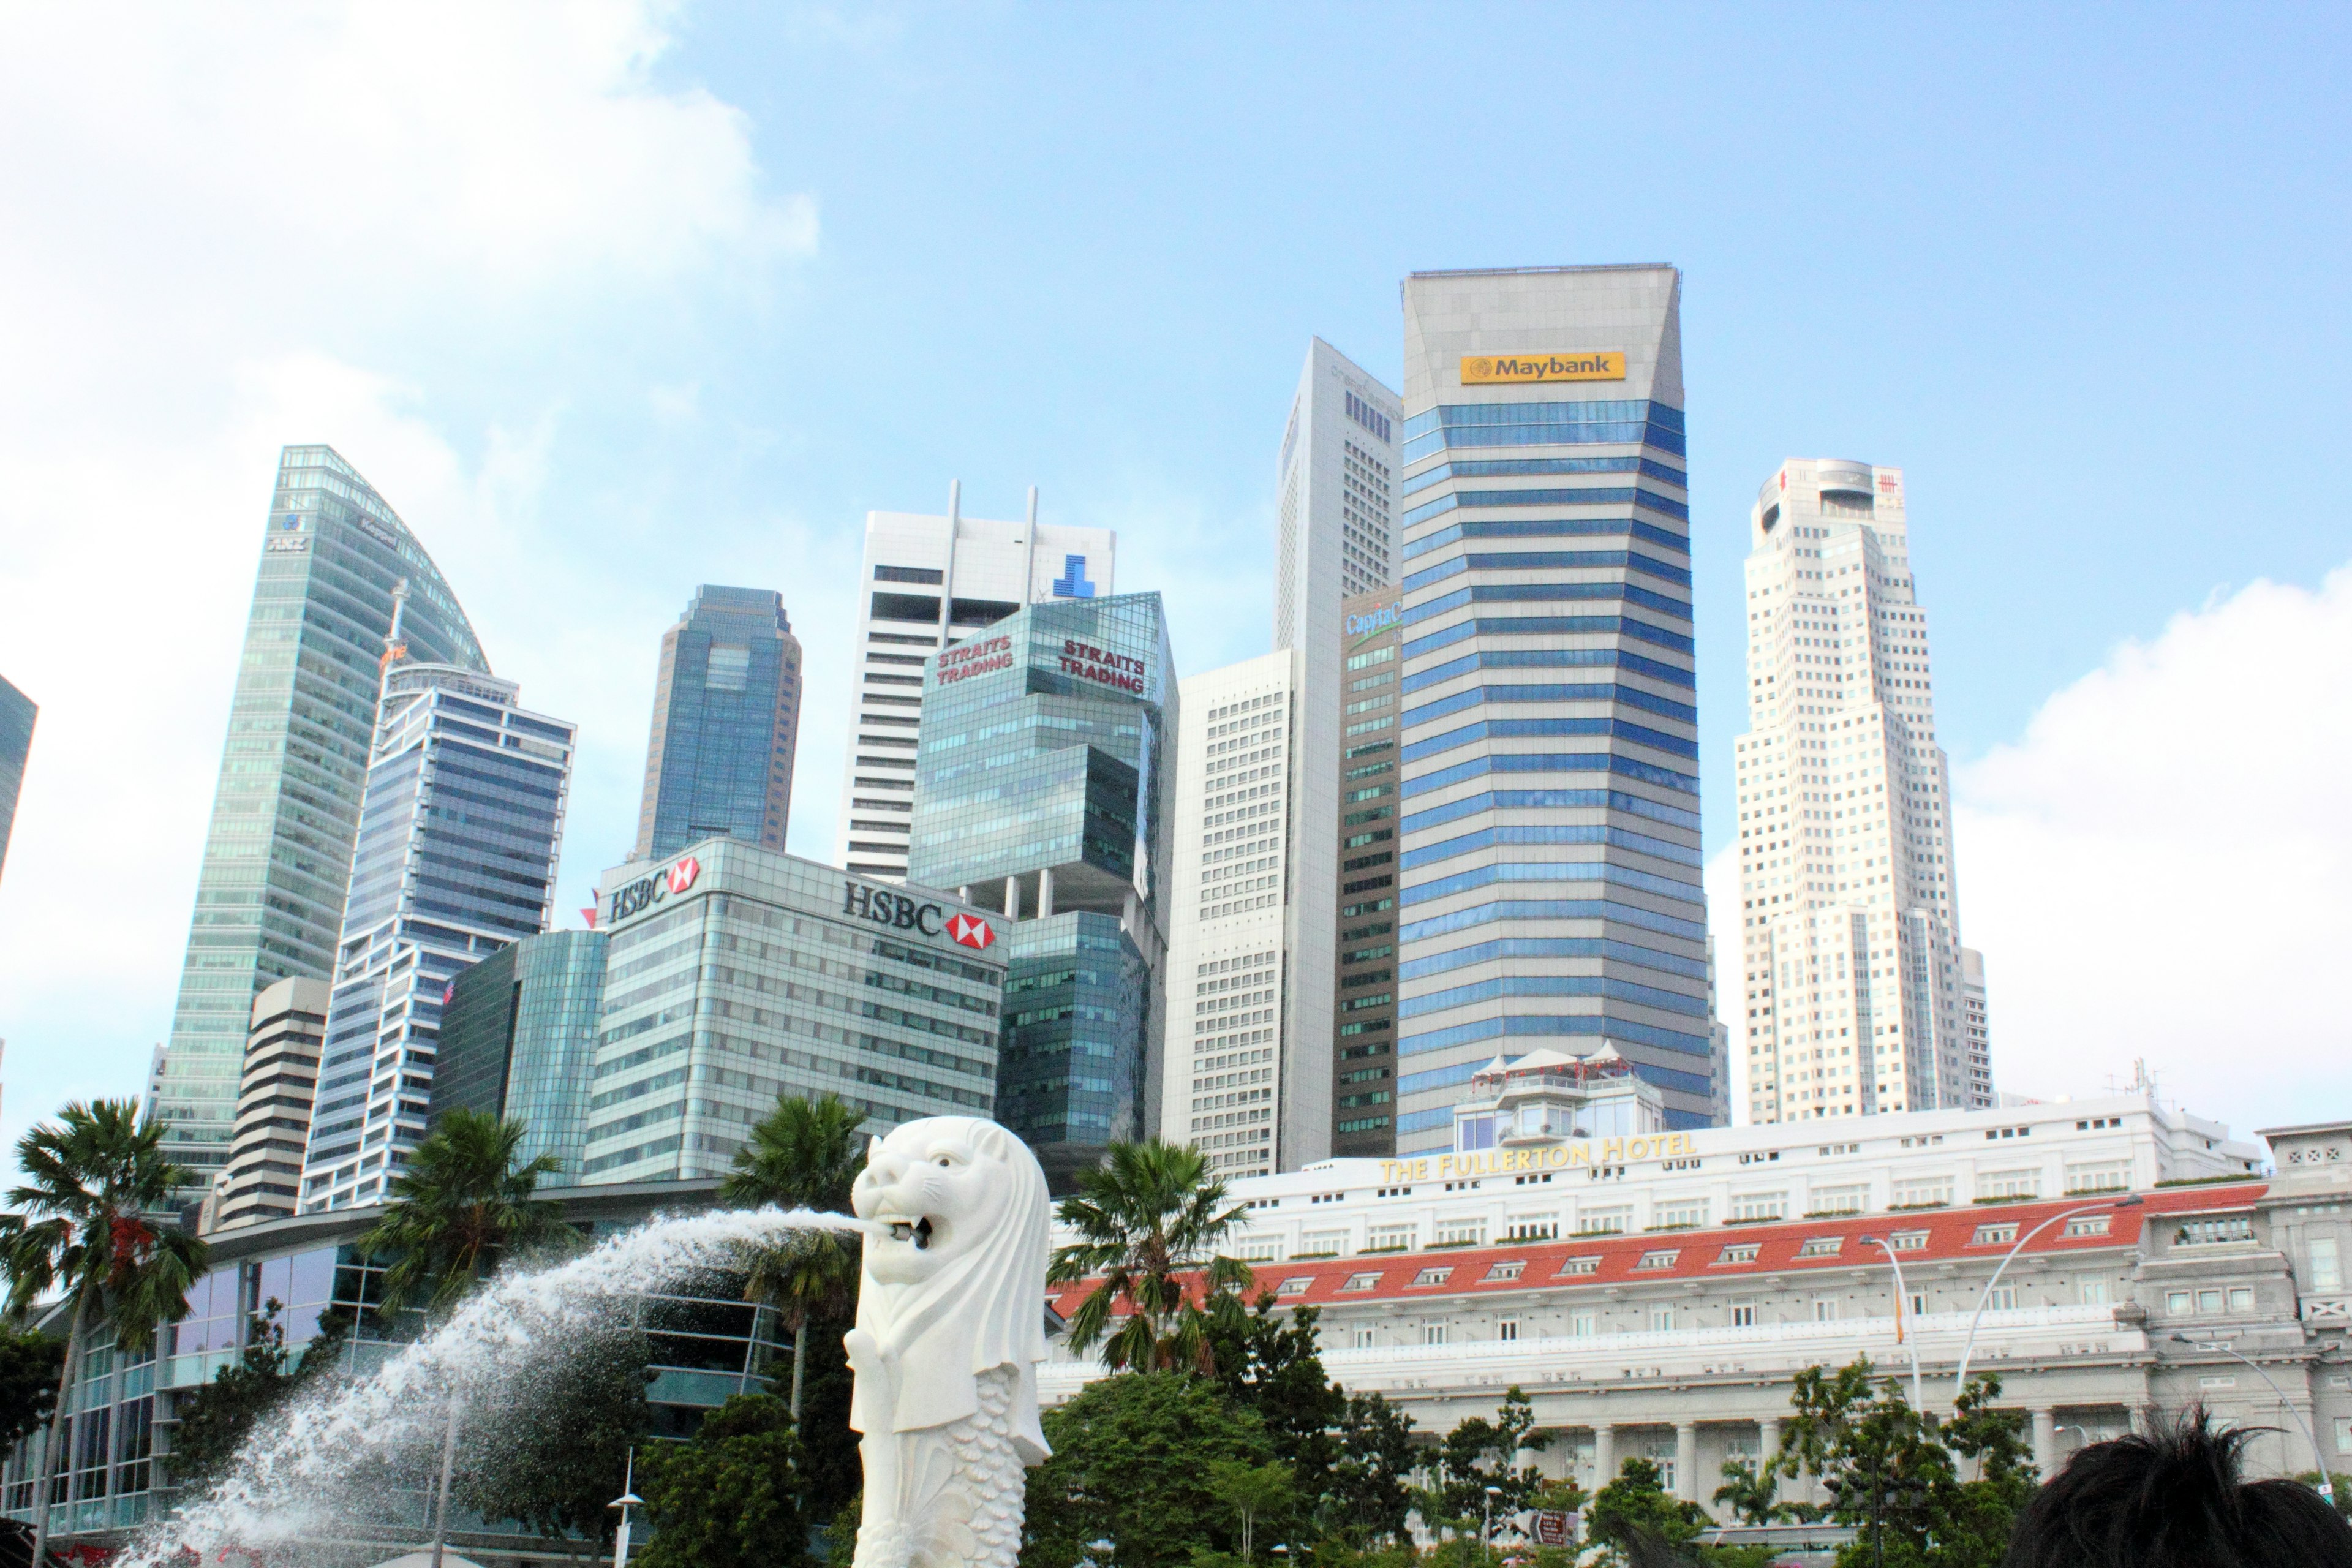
(2, 2, 2348, 1158)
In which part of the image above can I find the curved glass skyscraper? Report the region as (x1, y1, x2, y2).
(156, 446, 488, 1192)
(633, 586, 803, 862)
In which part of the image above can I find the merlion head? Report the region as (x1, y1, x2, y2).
(848, 1115, 1052, 1456)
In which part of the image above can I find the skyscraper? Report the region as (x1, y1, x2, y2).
(905, 592, 1173, 1186)
(1733, 459, 1988, 1121)
(835, 488, 1115, 880)
(209, 976, 328, 1232)
(1392, 266, 1712, 1147)
(1160, 652, 1308, 1178)
(0, 674, 33, 887)
(159, 446, 489, 1191)
(299, 654, 573, 1210)
(1330, 589, 1407, 1158)
(430, 929, 610, 1180)
(633, 587, 804, 862)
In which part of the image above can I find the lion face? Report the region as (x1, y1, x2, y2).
(851, 1117, 1016, 1286)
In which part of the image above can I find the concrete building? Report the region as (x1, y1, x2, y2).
(300, 657, 574, 1211)
(835, 488, 1115, 880)
(1392, 266, 1711, 1145)
(1047, 1099, 2352, 1504)
(158, 446, 489, 1193)
(905, 592, 1173, 1186)
(208, 978, 329, 1232)
(0, 674, 32, 888)
(579, 839, 1005, 1185)
(429, 929, 611, 1180)
(1161, 652, 1311, 1178)
(0, 1182, 793, 1551)
(1330, 591, 1406, 1159)
(633, 587, 803, 862)
(1963, 946, 1992, 1104)
(1733, 460, 1991, 1122)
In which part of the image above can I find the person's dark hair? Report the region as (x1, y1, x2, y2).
(2004, 1408, 2352, 1567)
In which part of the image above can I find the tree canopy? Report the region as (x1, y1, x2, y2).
(1050, 1139, 1253, 1374)
(358, 1107, 573, 1313)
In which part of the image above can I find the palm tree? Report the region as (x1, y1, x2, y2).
(718, 1094, 866, 1420)
(358, 1108, 573, 1314)
(1049, 1138, 1253, 1374)
(0, 1101, 209, 1568)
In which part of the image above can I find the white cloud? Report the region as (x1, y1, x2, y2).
(0, 2, 813, 1160)
(1951, 565, 2352, 1136)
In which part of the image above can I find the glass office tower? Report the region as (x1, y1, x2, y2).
(158, 447, 488, 1192)
(0, 674, 32, 887)
(299, 662, 573, 1210)
(430, 929, 610, 1178)
(905, 593, 1174, 1186)
(633, 587, 804, 862)
(1393, 266, 1713, 1145)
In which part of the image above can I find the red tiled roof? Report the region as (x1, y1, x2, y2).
(1047, 1183, 2267, 1313)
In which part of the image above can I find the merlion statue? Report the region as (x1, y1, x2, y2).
(846, 1115, 1052, 1568)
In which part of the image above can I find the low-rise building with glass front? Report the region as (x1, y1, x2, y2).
(905, 593, 1174, 1186)
(579, 839, 1006, 1184)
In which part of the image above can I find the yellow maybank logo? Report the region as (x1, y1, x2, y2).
(1461, 351, 1626, 384)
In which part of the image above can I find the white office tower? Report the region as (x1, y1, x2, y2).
(1961, 946, 1992, 1102)
(1268, 341, 1403, 1164)
(1160, 652, 1331, 1176)
(835, 488, 1115, 879)
(1393, 266, 1712, 1149)
(1733, 459, 1988, 1123)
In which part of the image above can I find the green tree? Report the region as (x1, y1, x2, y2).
(1207, 1459, 1295, 1562)
(1050, 1140, 1253, 1374)
(0, 1322, 64, 1453)
(0, 1099, 209, 1568)
(1327, 1390, 1420, 1545)
(359, 1107, 574, 1313)
(170, 1303, 289, 1486)
(1434, 1385, 1551, 1523)
(1020, 1370, 1276, 1568)
(1712, 1455, 1785, 1526)
(718, 1092, 866, 1421)
(454, 1321, 653, 1540)
(1583, 1457, 1711, 1563)
(636, 1392, 810, 1568)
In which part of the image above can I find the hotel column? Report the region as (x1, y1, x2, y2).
(1592, 1423, 1616, 1488)
(1675, 1422, 1698, 1502)
(2031, 1408, 2055, 1475)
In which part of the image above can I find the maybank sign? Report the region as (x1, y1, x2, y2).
(1346, 601, 1402, 644)
(1460, 352, 1626, 385)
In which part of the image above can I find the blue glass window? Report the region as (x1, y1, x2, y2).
(1402, 616, 1695, 660)
(1398, 1018, 1713, 1071)
(1401, 454, 1687, 497)
(1403, 549, 1691, 594)
(1403, 516, 1687, 562)
(1402, 751, 1700, 798)
(1403, 486, 1689, 529)
(1401, 716, 1697, 766)
(1400, 859, 1703, 910)
(1400, 934, 1709, 984)
(1400, 973, 1709, 1021)
(1402, 682, 1697, 731)
(1401, 647, 1694, 695)
(1400, 823, 1702, 873)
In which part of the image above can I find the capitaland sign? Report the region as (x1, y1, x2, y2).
(1459, 351, 1626, 385)
(842, 880, 997, 949)
(1346, 601, 1402, 643)
(1376, 1130, 1700, 1184)
(607, 854, 702, 924)
(1057, 638, 1146, 695)
(935, 634, 1013, 687)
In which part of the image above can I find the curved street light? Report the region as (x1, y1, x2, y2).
(2170, 1333, 2335, 1504)
(1953, 1195, 2143, 1400)
(1483, 1482, 1505, 1568)
(1855, 1232, 1923, 1409)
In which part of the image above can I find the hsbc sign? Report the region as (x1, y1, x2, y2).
(606, 854, 702, 925)
(842, 880, 995, 951)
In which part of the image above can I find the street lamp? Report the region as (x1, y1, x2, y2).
(1483, 1483, 1504, 1567)
(1953, 1196, 2143, 1400)
(2170, 1333, 2335, 1504)
(608, 1450, 643, 1568)
(1856, 1233, 1923, 1409)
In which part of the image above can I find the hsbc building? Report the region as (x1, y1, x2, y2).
(580, 837, 1007, 1185)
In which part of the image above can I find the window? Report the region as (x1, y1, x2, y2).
(2062, 1216, 2111, 1238)
(1435, 1218, 1487, 1247)
(2309, 1236, 2343, 1292)
(2228, 1286, 2255, 1311)
(1653, 1199, 1708, 1230)
(1484, 1261, 1525, 1283)
(1893, 1177, 1954, 1208)
(1633, 1250, 1679, 1272)
(1354, 1327, 1375, 1349)
(1730, 1300, 1756, 1327)
(1423, 1324, 1450, 1346)
(1238, 1239, 1280, 1262)
(1730, 1193, 1787, 1222)
(2197, 1289, 2224, 1313)
(1988, 1283, 2019, 1311)
(1796, 1237, 1844, 1259)
(1813, 1297, 1839, 1321)
(1411, 1267, 1453, 1287)
(2080, 1279, 2113, 1306)
(1977, 1170, 2040, 1200)
(2065, 1162, 2130, 1193)
(1810, 1186, 1867, 1216)
(2176, 1217, 2256, 1247)
(1368, 1224, 1417, 1252)
(1910, 1292, 1928, 1317)
(1497, 1318, 1520, 1341)
(1507, 1216, 1561, 1242)
(1558, 1256, 1600, 1277)
(1971, 1224, 2019, 1247)
(2335, 1416, 2351, 1456)
(1716, 1244, 1760, 1266)
(1648, 1305, 1675, 1332)
(1276, 1277, 1313, 1297)
(1340, 1272, 1381, 1293)
(1890, 1230, 1929, 1252)
(2167, 1291, 2193, 1314)
(1570, 1310, 1597, 1337)
(1580, 1208, 1632, 1235)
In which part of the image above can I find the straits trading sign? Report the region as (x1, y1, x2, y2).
(1057, 638, 1147, 695)
(1460, 351, 1626, 385)
(1377, 1130, 1702, 1184)
(936, 634, 1013, 686)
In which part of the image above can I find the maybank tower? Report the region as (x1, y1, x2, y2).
(1392, 266, 1718, 1147)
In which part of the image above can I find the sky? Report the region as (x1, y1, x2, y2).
(1, 2, 2348, 1170)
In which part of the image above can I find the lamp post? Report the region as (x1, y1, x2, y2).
(1953, 1196, 2143, 1400)
(1483, 1482, 1504, 1568)
(1856, 1233, 1923, 1409)
(2169, 1333, 2335, 1503)
(608, 1449, 643, 1568)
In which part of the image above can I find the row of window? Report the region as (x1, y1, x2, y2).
(1403, 485, 1691, 530)
(1399, 933, 1709, 986)
(1402, 785, 1699, 837)
(1402, 454, 1687, 498)
(1404, 680, 1697, 732)
(1403, 715, 1699, 766)
(1404, 579, 1693, 627)
(1403, 612, 1695, 662)
(1403, 643, 1694, 698)
(1402, 821, 1702, 874)
(1404, 547, 1692, 594)
(1404, 513, 1689, 563)
(1399, 971, 1710, 1023)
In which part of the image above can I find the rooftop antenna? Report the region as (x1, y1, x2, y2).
(1021, 484, 1041, 601)
(379, 578, 412, 680)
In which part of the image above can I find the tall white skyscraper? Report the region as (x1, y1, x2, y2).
(834, 488, 1115, 881)
(1732, 459, 1990, 1123)
(1393, 266, 1712, 1147)
(1269, 341, 1401, 1164)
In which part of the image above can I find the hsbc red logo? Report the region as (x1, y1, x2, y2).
(667, 856, 700, 895)
(948, 913, 995, 950)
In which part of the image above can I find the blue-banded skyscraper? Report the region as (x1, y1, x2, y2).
(0, 674, 34, 888)
(1390, 266, 1717, 1146)
(633, 586, 803, 862)
(299, 646, 574, 1210)
(159, 447, 489, 1193)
